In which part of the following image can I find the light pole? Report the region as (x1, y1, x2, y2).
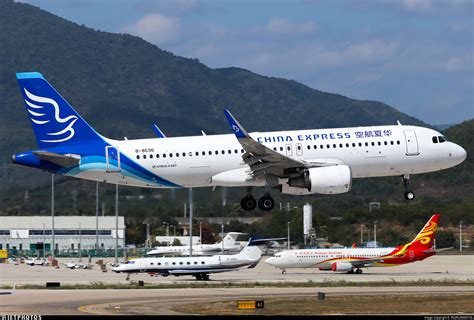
(79, 222, 82, 262)
(374, 221, 377, 248)
(189, 188, 193, 257)
(287, 222, 291, 250)
(42, 223, 46, 259)
(171, 225, 176, 237)
(460, 221, 463, 252)
(144, 221, 150, 249)
(51, 173, 55, 261)
(221, 223, 224, 253)
(95, 181, 99, 252)
(115, 184, 119, 264)
(360, 224, 364, 245)
(199, 222, 202, 245)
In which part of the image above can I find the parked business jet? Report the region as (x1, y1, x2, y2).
(112, 237, 263, 280)
(265, 214, 450, 274)
(12, 73, 466, 210)
(146, 232, 245, 256)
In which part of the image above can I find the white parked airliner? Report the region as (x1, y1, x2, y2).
(146, 232, 245, 256)
(12, 72, 467, 210)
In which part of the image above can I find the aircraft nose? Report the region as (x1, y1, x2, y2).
(452, 144, 467, 164)
(264, 257, 275, 266)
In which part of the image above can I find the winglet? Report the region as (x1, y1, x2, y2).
(152, 124, 166, 138)
(223, 109, 248, 139)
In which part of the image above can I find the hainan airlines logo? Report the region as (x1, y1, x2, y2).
(24, 88, 78, 143)
(414, 221, 437, 245)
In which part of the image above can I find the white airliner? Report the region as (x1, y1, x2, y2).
(146, 232, 245, 256)
(265, 214, 449, 274)
(112, 238, 263, 280)
(12, 73, 467, 210)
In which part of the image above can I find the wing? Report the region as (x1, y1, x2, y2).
(343, 255, 404, 268)
(223, 109, 336, 179)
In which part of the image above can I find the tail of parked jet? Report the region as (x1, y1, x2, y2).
(16, 72, 105, 149)
(392, 214, 441, 257)
(222, 232, 246, 249)
(407, 214, 440, 250)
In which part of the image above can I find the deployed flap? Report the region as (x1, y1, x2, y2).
(32, 151, 80, 167)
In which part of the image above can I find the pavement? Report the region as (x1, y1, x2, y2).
(0, 255, 472, 286)
(0, 254, 472, 315)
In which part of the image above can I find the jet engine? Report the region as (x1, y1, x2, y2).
(287, 165, 352, 194)
(331, 261, 353, 272)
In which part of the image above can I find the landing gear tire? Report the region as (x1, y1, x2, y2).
(241, 196, 257, 211)
(195, 274, 202, 281)
(404, 191, 415, 201)
(202, 274, 210, 281)
(258, 195, 275, 211)
(355, 268, 363, 274)
(402, 174, 415, 201)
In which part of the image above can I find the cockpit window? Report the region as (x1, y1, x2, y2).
(438, 136, 446, 143)
(125, 261, 135, 264)
(432, 136, 438, 144)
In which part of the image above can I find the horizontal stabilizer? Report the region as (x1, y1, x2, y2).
(249, 237, 287, 246)
(33, 151, 80, 167)
(422, 247, 453, 254)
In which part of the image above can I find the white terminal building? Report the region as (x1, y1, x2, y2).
(0, 216, 125, 252)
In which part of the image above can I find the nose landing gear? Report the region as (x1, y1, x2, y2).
(402, 174, 415, 201)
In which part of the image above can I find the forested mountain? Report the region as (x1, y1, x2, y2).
(0, 0, 471, 247)
(0, 0, 425, 157)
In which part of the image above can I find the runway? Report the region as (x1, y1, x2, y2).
(0, 255, 472, 315)
(0, 255, 473, 285)
(1, 286, 473, 315)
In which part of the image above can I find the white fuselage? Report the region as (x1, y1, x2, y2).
(265, 247, 396, 269)
(74, 124, 466, 189)
(112, 245, 262, 274)
(146, 243, 243, 256)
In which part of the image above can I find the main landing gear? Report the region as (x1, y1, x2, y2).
(195, 273, 210, 281)
(348, 268, 363, 274)
(240, 188, 275, 211)
(402, 174, 415, 201)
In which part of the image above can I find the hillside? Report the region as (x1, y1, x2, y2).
(0, 0, 425, 157)
(0, 0, 470, 200)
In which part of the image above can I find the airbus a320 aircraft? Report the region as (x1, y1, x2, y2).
(12, 73, 466, 211)
(265, 214, 449, 274)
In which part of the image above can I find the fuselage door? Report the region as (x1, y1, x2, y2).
(285, 143, 293, 157)
(105, 146, 121, 172)
(403, 130, 420, 156)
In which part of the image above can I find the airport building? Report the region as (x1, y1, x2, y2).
(0, 216, 125, 254)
